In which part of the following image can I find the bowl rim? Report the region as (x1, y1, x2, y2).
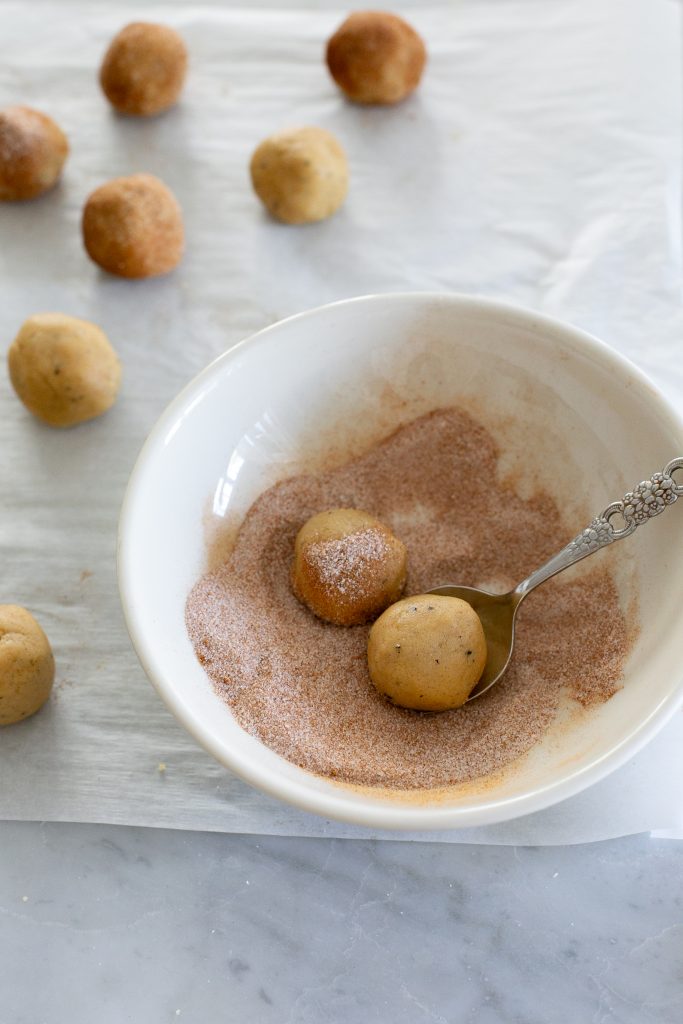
(118, 292, 683, 831)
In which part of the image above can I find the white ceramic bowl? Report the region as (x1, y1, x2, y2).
(118, 294, 683, 830)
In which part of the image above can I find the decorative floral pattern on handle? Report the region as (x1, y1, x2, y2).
(566, 458, 683, 558)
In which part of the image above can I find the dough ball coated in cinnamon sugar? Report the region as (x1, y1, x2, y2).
(0, 106, 68, 201)
(292, 508, 407, 626)
(100, 22, 188, 117)
(8, 313, 121, 428)
(82, 173, 184, 278)
(368, 595, 487, 711)
(250, 126, 348, 224)
(0, 605, 55, 726)
(326, 11, 427, 105)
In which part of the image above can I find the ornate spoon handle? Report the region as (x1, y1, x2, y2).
(513, 458, 683, 601)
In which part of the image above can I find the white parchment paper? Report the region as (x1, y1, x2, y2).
(1, 0, 682, 844)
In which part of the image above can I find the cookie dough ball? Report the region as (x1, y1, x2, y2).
(82, 173, 184, 278)
(100, 22, 188, 116)
(0, 106, 68, 201)
(250, 127, 348, 224)
(326, 12, 427, 105)
(0, 605, 55, 725)
(292, 508, 407, 625)
(8, 313, 121, 428)
(368, 595, 487, 711)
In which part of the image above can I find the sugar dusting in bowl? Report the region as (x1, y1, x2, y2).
(185, 408, 633, 790)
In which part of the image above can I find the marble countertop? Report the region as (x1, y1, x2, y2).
(1, 821, 681, 1023)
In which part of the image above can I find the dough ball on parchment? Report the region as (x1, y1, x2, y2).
(100, 22, 188, 116)
(0, 106, 68, 201)
(8, 313, 121, 428)
(0, 605, 55, 726)
(250, 126, 348, 224)
(326, 11, 427, 105)
(82, 173, 184, 278)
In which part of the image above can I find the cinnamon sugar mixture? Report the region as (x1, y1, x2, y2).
(186, 408, 631, 789)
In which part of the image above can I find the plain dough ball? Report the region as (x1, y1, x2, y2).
(82, 173, 184, 278)
(100, 22, 188, 116)
(292, 508, 407, 625)
(250, 127, 348, 224)
(367, 594, 487, 711)
(0, 106, 68, 201)
(8, 313, 121, 428)
(0, 605, 55, 725)
(326, 12, 427, 105)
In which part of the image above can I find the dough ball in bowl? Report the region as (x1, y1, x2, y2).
(292, 508, 407, 625)
(0, 605, 55, 725)
(0, 106, 68, 201)
(326, 11, 427, 105)
(368, 594, 487, 711)
(82, 173, 184, 278)
(100, 22, 188, 116)
(8, 313, 121, 428)
(250, 127, 348, 224)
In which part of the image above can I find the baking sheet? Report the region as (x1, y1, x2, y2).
(1, 0, 683, 844)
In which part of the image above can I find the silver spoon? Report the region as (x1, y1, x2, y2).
(430, 457, 683, 702)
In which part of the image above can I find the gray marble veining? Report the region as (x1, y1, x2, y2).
(1, 822, 681, 1023)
